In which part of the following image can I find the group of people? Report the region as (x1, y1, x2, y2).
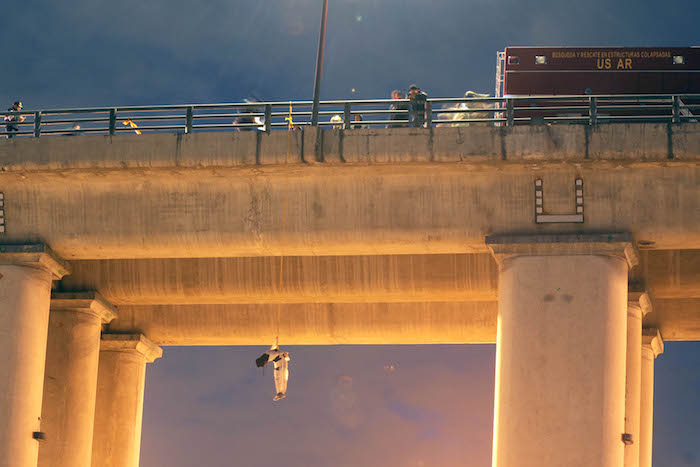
(331, 84, 429, 129)
(3, 83, 453, 139)
(388, 84, 429, 128)
(234, 84, 430, 132)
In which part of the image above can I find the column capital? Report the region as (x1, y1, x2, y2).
(0, 243, 70, 279)
(101, 333, 162, 363)
(628, 290, 653, 317)
(642, 328, 664, 358)
(486, 233, 639, 269)
(50, 291, 118, 323)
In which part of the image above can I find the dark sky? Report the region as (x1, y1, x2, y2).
(3, 1, 699, 466)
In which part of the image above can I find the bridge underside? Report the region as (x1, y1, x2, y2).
(2, 123, 698, 344)
(58, 251, 699, 345)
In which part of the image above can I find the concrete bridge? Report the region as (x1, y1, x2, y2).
(0, 122, 698, 467)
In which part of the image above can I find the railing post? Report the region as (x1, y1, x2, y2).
(589, 97, 597, 126)
(672, 95, 680, 124)
(343, 103, 351, 130)
(506, 99, 514, 127)
(185, 106, 194, 134)
(426, 101, 433, 127)
(33, 111, 42, 138)
(264, 104, 272, 134)
(109, 109, 117, 135)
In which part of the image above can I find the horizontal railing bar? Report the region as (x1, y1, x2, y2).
(192, 123, 262, 129)
(116, 115, 186, 122)
(597, 105, 672, 111)
(39, 128, 109, 134)
(41, 118, 111, 125)
(514, 107, 591, 113)
(193, 113, 265, 119)
(598, 115, 672, 121)
(115, 125, 185, 131)
(542, 116, 591, 122)
(434, 108, 508, 114)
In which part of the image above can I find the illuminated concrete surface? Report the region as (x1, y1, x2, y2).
(640, 329, 664, 467)
(0, 246, 68, 467)
(38, 293, 117, 467)
(0, 125, 697, 259)
(489, 235, 633, 467)
(0, 125, 697, 345)
(0, 125, 697, 466)
(624, 291, 651, 467)
(91, 334, 161, 467)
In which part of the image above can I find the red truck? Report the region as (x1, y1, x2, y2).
(495, 46, 700, 121)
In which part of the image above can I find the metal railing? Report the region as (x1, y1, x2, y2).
(2, 94, 698, 138)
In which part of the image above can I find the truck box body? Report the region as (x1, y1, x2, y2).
(502, 46, 700, 96)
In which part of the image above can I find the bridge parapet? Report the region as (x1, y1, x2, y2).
(0, 123, 698, 172)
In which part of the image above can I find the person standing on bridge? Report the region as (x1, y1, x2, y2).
(387, 89, 408, 128)
(255, 343, 291, 401)
(407, 85, 429, 128)
(4, 101, 26, 138)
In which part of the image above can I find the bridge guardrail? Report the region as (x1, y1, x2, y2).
(2, 94, 698, 138)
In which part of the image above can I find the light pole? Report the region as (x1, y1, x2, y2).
(310, 0, 329, 126)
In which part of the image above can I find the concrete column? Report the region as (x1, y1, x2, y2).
(91, 334, 162, 467)
(0, 244, 70, 467)
(487, 234, 638, 467)
(38, 292, 118, 467)
(639, 329, 663, 467)
(623, 291, 652, 467)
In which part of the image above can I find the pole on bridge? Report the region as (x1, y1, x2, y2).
(310, 0, 329, 126)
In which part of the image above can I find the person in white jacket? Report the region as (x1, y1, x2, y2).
(255, 344, 291, 401)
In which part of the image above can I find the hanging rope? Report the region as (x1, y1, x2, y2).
(275, 102, 294, 343)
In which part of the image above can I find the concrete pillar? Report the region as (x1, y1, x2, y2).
(487, 234, 638, 467)
(623, 291, 652, 467)
(91, 334, 162, 467)
(639, 329, 663, 467)
(38, 292, 118, 467)
(0, 244, 70, 467)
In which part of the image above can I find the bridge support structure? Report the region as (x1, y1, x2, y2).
(487, 234, 638, 467)
(639, 329, 663, 467)
(91, 334, 162, 467)
(623, 291, 652, 467)
(0, 245, 69, 467)
(38, 293, 118, 467)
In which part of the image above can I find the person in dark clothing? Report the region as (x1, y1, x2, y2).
(353, 114, 369, 129)
(407, 85, 428, 128)
(387, 90, 408, 128)
(4, 101, 25, 138)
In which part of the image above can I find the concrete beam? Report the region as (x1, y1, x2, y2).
(61, 254, 498, 305)
(104, 296, 700, 345)
(0, 126, 697, 259)
(107, 302, 498, 346)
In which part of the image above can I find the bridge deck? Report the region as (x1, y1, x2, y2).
(1, 124, 698, 343)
